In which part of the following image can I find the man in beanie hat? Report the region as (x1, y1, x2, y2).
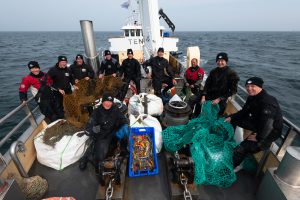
(19, 61, 58, 122)
(201, 52, 239, 114)
(48, 55, 78, 119)
(79, 92, 128, 182)
(225, 77, 283, 168)
(119, 49, 141, 100)
(97, 50, 120, 79)
(70, 54, 95, 83)
(143, 47, 177, 98)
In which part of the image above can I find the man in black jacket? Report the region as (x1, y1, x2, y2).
(79, 93, 128, 174)
(70, 54, 95, 83)
(225, 77, 283, 167)
(119, 49, 141, 100)
(144, 47, 177, 98)
(48, 56, 78, 119)
(97, 50, 120, 79)
(201, 52, 239, 114)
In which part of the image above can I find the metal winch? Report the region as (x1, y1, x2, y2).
(162, 100, 192, 127)
(98, 152, 123, 200)
(171, 151, 194, 185)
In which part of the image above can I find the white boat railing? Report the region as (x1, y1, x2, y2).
(0, 96, 44, 175)
(0, 96, 41, 151)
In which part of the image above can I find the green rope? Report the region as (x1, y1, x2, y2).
(59, 136, 73, 170)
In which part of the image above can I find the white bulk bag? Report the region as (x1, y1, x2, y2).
(129, 114, 163, 153)
(128, 93, 163, 116)
(34, 119, 89, 170)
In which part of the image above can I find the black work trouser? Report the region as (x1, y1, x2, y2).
(185, 86, 202, 115)
(80, 135, 127, 166)
(119, 77, 141, 100)
(36, 87, 60, 122)
(231, 117, 257, 132)
(233, 140, 261, 168)
(231, 117, 261, 167)
(39, 99, 58, 122)
(94, 135, 113, 164)
(153, 76, 173, 98)
(53, 91, 64, 119)
(124, 77, 141, 94)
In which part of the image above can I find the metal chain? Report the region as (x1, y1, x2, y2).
(175, 152, 192, 200)
(180, 173, 192, 200)
(105, 178, 114, 200)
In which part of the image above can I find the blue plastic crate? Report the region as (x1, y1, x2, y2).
(129, 127, 159, 177)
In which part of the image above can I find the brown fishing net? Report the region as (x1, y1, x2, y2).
(63, 76, 124, 128)
(19, 176, 48, 200)
(43, 120, 81, 147)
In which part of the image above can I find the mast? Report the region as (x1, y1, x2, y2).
(137, 0, 161, 60)
(80, 20, 100, 75)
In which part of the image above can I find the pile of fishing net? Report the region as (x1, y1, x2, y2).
(15, 175, 48, 200)
(42, 120, 82, 147)
(162, 101, 237, 187)
(63, 76, 123, 128)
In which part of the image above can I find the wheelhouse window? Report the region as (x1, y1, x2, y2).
(130, 29, 135, 37)
(136, 29, 141, 36)
(124, 29, 129, 37)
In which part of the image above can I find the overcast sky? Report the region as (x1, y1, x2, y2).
(1, 0, 300, 31)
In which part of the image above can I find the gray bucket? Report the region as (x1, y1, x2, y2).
(275, 146, 300, 187)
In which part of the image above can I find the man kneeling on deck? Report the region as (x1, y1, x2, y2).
(225, 77, 283, 168)
(79, 93, 128, 178)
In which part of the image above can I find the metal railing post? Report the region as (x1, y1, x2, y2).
(9, 141, 29, 178)
(276, 128, 297, 161)
(22, 102, 38, 128)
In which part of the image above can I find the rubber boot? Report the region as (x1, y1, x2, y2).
(114, 159, 122, 185)
(97, 163, 105, 186)
(233, 146, 246, 168)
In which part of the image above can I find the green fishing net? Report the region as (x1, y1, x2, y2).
(162, 101, 237, 187)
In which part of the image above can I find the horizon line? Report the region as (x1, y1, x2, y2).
(1, 30, 300, 32)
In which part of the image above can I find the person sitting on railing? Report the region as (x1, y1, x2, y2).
(225, 77, 283, 168)
(201, 52, 239, 115)
(183, 58, 205, 116)
(78, 92, 129, 184)
(69, 54, 95, 84)
(119, 49, 141, 100)
(97, 50, 120, 79)
(19, 61, 58, 122)
(143, 47, 177, 98)
(47, 56, 78, 119)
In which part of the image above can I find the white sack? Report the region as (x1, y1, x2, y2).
(128, 93, 163, 116)
(34, 119, 89, 170)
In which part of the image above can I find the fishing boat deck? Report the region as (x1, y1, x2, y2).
(197, 171, 258, 200)
(29, 152, 258, 200)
